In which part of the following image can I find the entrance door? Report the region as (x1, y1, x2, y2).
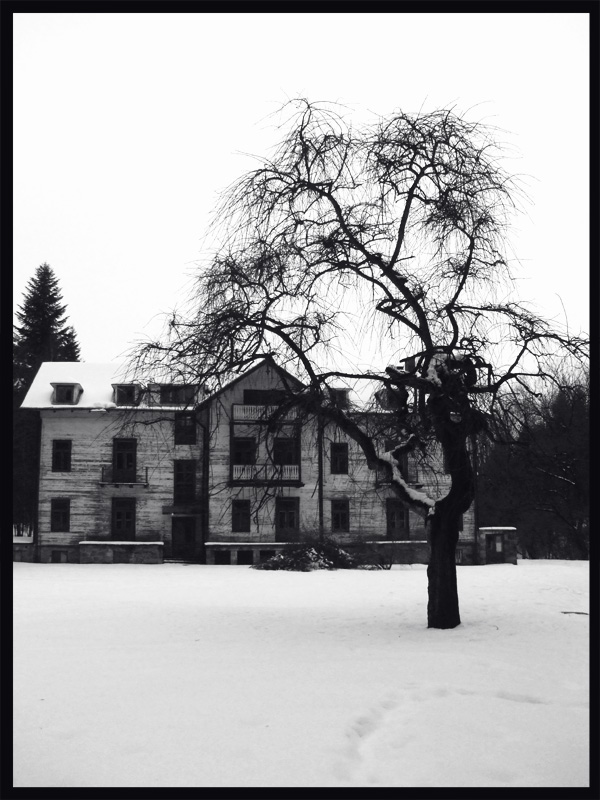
(275, 497, 300, 542)
(486, 533, 505, 564)
(171, 517, 198, 561)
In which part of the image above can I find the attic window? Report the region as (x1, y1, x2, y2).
(113, 384, 139, 406)
(159, 385, 196, 405)
(51, 383, 81, 405)
(330, 388, 349, 408)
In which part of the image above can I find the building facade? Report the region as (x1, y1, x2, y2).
(16, 359, 479, 565)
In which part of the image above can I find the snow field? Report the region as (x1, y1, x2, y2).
(13, 561, 589, 788)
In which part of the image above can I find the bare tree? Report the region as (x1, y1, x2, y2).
(132, 100, 587, 629)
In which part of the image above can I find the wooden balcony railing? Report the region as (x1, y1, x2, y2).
(232, 404, 299, 422)
(231, 464, 300, 482)
(100, 466, 150, 486)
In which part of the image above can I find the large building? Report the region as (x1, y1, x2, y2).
(15, 359, 485, 565)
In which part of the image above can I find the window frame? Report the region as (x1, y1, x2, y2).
(112, 438, 137, 482)
(50, 498, 70, 532)
(51, 440, 72, 472)
(159, 385, 196, 405)
(174, 411, 197, 445)
(231, 437, 257, 466)
(232, 499, 251, 533)
(331, 498, 350, 532)
(273, 436, 300, 466)
(113, 384, 138, 406)
(173, 459, 197, 504)
(386, 498, 409, 539)
(330, 441, 349, 474)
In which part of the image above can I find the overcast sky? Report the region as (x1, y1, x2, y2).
(13, 11, 589, 365)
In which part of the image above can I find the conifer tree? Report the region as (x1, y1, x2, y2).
(13, 263, 81, 539)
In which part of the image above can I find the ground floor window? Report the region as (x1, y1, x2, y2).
(331, 499, 350, 532)
(50, 499, 70, 532)
(275, 497, 299, 541)
(232, 499, 251, 532)
(386, 499, 409, 539)
(111, 498, 136, 540)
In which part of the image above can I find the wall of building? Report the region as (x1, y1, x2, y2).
(36, 408, 203, 562)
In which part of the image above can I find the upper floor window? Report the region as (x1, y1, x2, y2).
(330, 442, 348, 474)
(330, 388, 349, 408)
(50, 498, 70, 532)
(113, 384, 139, 406)
(52, 440, 72, 472)
(384, 439, 408, 478)
(232, 437, 256, 465)
(51, 383, 82, 405)
(173, 459, 197, 504)
(112, 438, 137, 482)
(273, 437, 300, 465)
(159, 385, 196, 405)
(243, 389, 286, 405)
(174, 412, 197, 445)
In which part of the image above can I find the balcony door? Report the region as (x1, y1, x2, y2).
(275, 497, 299, 542)
(113, 439, 137, 482)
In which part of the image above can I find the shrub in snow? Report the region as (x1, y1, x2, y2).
(254, 536, 383, 571)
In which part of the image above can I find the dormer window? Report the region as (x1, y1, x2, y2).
(159, 385, 196, 405)
(330, 388, 349, 408)
(112, 384, 140, 406)
(51, 383, 82, 405)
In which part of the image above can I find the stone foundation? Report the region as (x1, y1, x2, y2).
(79, 542, 164, 564)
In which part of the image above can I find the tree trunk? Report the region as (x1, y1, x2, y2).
(427, 505, 461, 628)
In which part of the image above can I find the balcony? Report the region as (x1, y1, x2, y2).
(100, 466, 150, 486)
(232, 404, 299, 422)
(231, 464, 301, 484)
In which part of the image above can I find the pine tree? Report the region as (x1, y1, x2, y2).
(14, 263, 81, 402)
(13, 263, 81, 539)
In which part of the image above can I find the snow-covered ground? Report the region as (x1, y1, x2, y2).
(13, 561, 589, 788)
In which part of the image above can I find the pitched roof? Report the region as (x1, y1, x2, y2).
(196, 356, 305, 409)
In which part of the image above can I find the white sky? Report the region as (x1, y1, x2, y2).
(13, 12, 590, 364)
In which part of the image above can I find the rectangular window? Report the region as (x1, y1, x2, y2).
(232, 437, 256, 465)
(275, 497, 300, 541)
(330, 442, 348, 474)
(232, 499, 251, 533)
(50, 499, 70, 532)
(111, 498, 136, 540)
(330, 388, 349, 408)
(273, 437, 299, 465)
(174, 412, 197, 445)
(174, 459, 197, 503)
(243, 389, 285, 405)
(160, 385, 196, 405)
(386, 499, 409, 539)
(384, 440, 408, 478)
(52, 440, 72, 472)
(114, 385, 137, 406)
(112, 439, 137, 482)
(54, 384, 74, 404)
(331, 499, 350, 532)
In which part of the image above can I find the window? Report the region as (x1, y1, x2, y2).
(111, 498, 136, 540)
(232, 499, 251, 532)
(330, 388, 349, 408)
(174, 412, 197, 445)
(384, 440, 408, 478)
(114, 384, 138, 406)
(273, 437, 299, 465)
(52, 440, 72, 472)
(52, 384, 76, 404)
(232, 437, 256, 465)
(160, 385, 196, 405)
(275, 497, 299, 541)
(112, 439, 137, 482)
(330, 442, 348, 474)
(243, 389, 285, 405)
(386, 499, 409, 539)
(331, 499, 350, 532)
(174, 459, 197, 503)
(50, 499, 70, 532)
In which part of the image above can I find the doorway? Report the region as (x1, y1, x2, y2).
(171, 517, 200, 561)
(275, 497, 299, 542)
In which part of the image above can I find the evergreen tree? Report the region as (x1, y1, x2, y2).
(13, 263, 81, 538)
(14, 263, 81, 402)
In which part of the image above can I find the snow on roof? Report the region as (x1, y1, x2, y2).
(20, 362, 130, 409)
